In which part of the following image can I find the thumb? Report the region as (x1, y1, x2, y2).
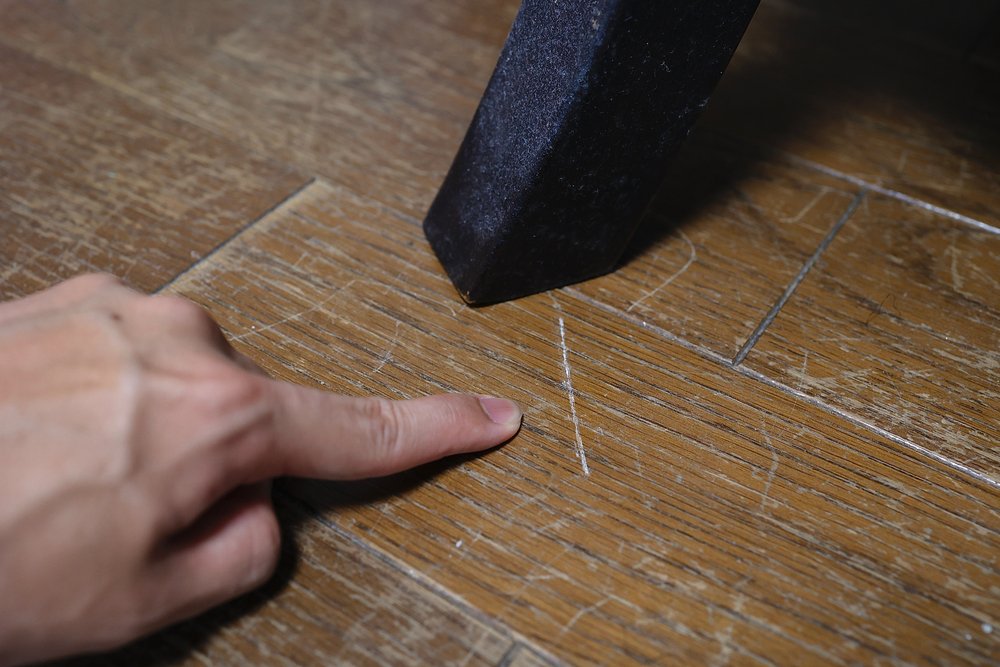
(263, 384, 522, 480)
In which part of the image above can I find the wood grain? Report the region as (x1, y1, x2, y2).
(58, 493, 538, 667)
(574, 133, 857, 357)
(501, 644, 554, 667)
(169, 180, 1000, 665)
(743, 192, 1000, 483)
(702, 0, 1000, 227)
(0, 0, 514, 220)
(0, 43, 306, 299)
(3, 1, 998, 664)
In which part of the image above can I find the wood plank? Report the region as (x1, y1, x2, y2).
(58, 493, 521, 667)
(0, 0, 873, 360)
(5, 3, 997, 664)
(0, 43, 306, 299)
(3, 0, 997, 235)
(703, 0, 1000, 227)
(574, 133, 856, 356)
(0, 0, 514, 220)
(501, 644, 555, 667)
(170, 180, 1000, 666)
(742, 192, 1000, 483)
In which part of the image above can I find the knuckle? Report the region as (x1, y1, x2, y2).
(246, 510, 282, 586)
(65, 272, 125, 295)
(148, 294, 216, 330)
(204, 371, 275, 452)
(203, 370, 270, 427)
(362, 397, 404, 459)
(148, 294, 205, 319)
(223, 370, 269, 411)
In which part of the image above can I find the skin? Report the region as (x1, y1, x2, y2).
(0, 274, 522, 666)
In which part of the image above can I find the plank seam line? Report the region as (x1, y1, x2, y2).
(736, 366, 1000, 491)
(564, 287, 733, 366)
(278, 491, 565, 667)
(783, 154, 1000, 236)
(495, 643, 524, 667)
(156, 177, 317, 294)
(706, 130, 1000, 235)
(564, 289, 1000, 491)
(732, 189, 866, 366)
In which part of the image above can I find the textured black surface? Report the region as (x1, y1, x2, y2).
(423, 0, 760, 304)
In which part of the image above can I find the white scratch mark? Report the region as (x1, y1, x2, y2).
(710, 594, 747, 667)
(456, 631, 492, 667)
(947, 241, 964, 292)
(500, 488, 552, 531)
(367, 500, 393, 534)
(983, 622, 993, 634)
(291, 250, 311, 269)
(497, 543, 574, 617)
(329, 610, 377, 661)
(426, 293, 458, 317)
(558, 599, 608, 638)
(558, 316, 590, 476)
(758, 424, 780, 515)
(230, 280, 356, 343)
(626, 231, 696, 313)
(369, 321, 401, 376)
(798, 350, 810, 391)
(895, 150, 910, 174)
(0, 239, 63, 285)
(455, 539, 463, 549)
(781, 187, 829, 225)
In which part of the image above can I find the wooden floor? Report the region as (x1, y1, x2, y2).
(2, 0, 998, 664)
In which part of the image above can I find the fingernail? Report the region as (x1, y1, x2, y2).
(478, 396, 522, 425)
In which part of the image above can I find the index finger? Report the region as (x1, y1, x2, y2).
(263, 382, 522, 480)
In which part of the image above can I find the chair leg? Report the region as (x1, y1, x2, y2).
(423, 0, 760, 304)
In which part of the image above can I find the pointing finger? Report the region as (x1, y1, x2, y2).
(263, 383, 522, 480)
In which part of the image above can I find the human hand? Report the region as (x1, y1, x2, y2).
(0, 274, 521, 666)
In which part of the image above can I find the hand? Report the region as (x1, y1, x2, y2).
(0, 274, 521, 666)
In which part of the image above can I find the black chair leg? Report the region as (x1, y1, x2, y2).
(423, 0, 760, 304)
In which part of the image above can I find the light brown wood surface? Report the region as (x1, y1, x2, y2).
(60, 494, 544, 667)
(2, 0, 998, 665)
(574, 133, 857, 357)
(0, 0, 512, 220)
(744, 193, 1000, 484)
(0, 42, 306, 300)
(167, 180, 998, 666)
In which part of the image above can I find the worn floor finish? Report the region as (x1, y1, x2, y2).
(1, 1, 997, 665)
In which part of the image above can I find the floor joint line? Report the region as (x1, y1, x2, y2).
(735, 366, 1000, 491)
(732, 189, 866, 366)
(707, 130, 1000, 235)
(565, 285, 999, 491)
(275, 489, 565, 666)
(155, 177, 316, 294)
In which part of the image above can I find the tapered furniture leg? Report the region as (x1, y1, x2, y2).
(423, 0, 759, 304)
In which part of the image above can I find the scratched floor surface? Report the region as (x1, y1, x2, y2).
(1, 0, 997, 665)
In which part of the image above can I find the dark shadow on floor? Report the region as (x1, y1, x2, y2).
(620, 0, 1000, 264)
